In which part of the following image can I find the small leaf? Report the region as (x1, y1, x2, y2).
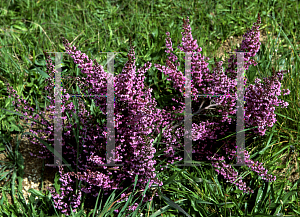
(54, 172, 61, 194)
(12, 25, 28, 32)
(35, 67, 50, 79)
(28, 189, 46, 198)
(0, 143, 5, 152)
(26, 82, 33, 87)
(159, 191, 191, 217)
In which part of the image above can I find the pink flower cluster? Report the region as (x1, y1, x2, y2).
(244, 74, 290, 135)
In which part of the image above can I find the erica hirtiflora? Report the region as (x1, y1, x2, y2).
(7, 40, 180, 214)
(153, 13, 289, 193)
(5, 13, 290, 215)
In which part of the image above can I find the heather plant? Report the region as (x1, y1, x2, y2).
(5, 38, 180, 215)
(4, 42, 164, 213)
(0, 0, 299, 216)
(151, 14, 291, 193)
(2, 13, 292, 216)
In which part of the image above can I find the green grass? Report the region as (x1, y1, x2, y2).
(0, 0, 299, 216)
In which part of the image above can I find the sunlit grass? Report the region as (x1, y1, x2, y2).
(0, 0, 299, 216)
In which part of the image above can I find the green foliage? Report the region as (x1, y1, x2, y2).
(0, 0, 299, 216)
